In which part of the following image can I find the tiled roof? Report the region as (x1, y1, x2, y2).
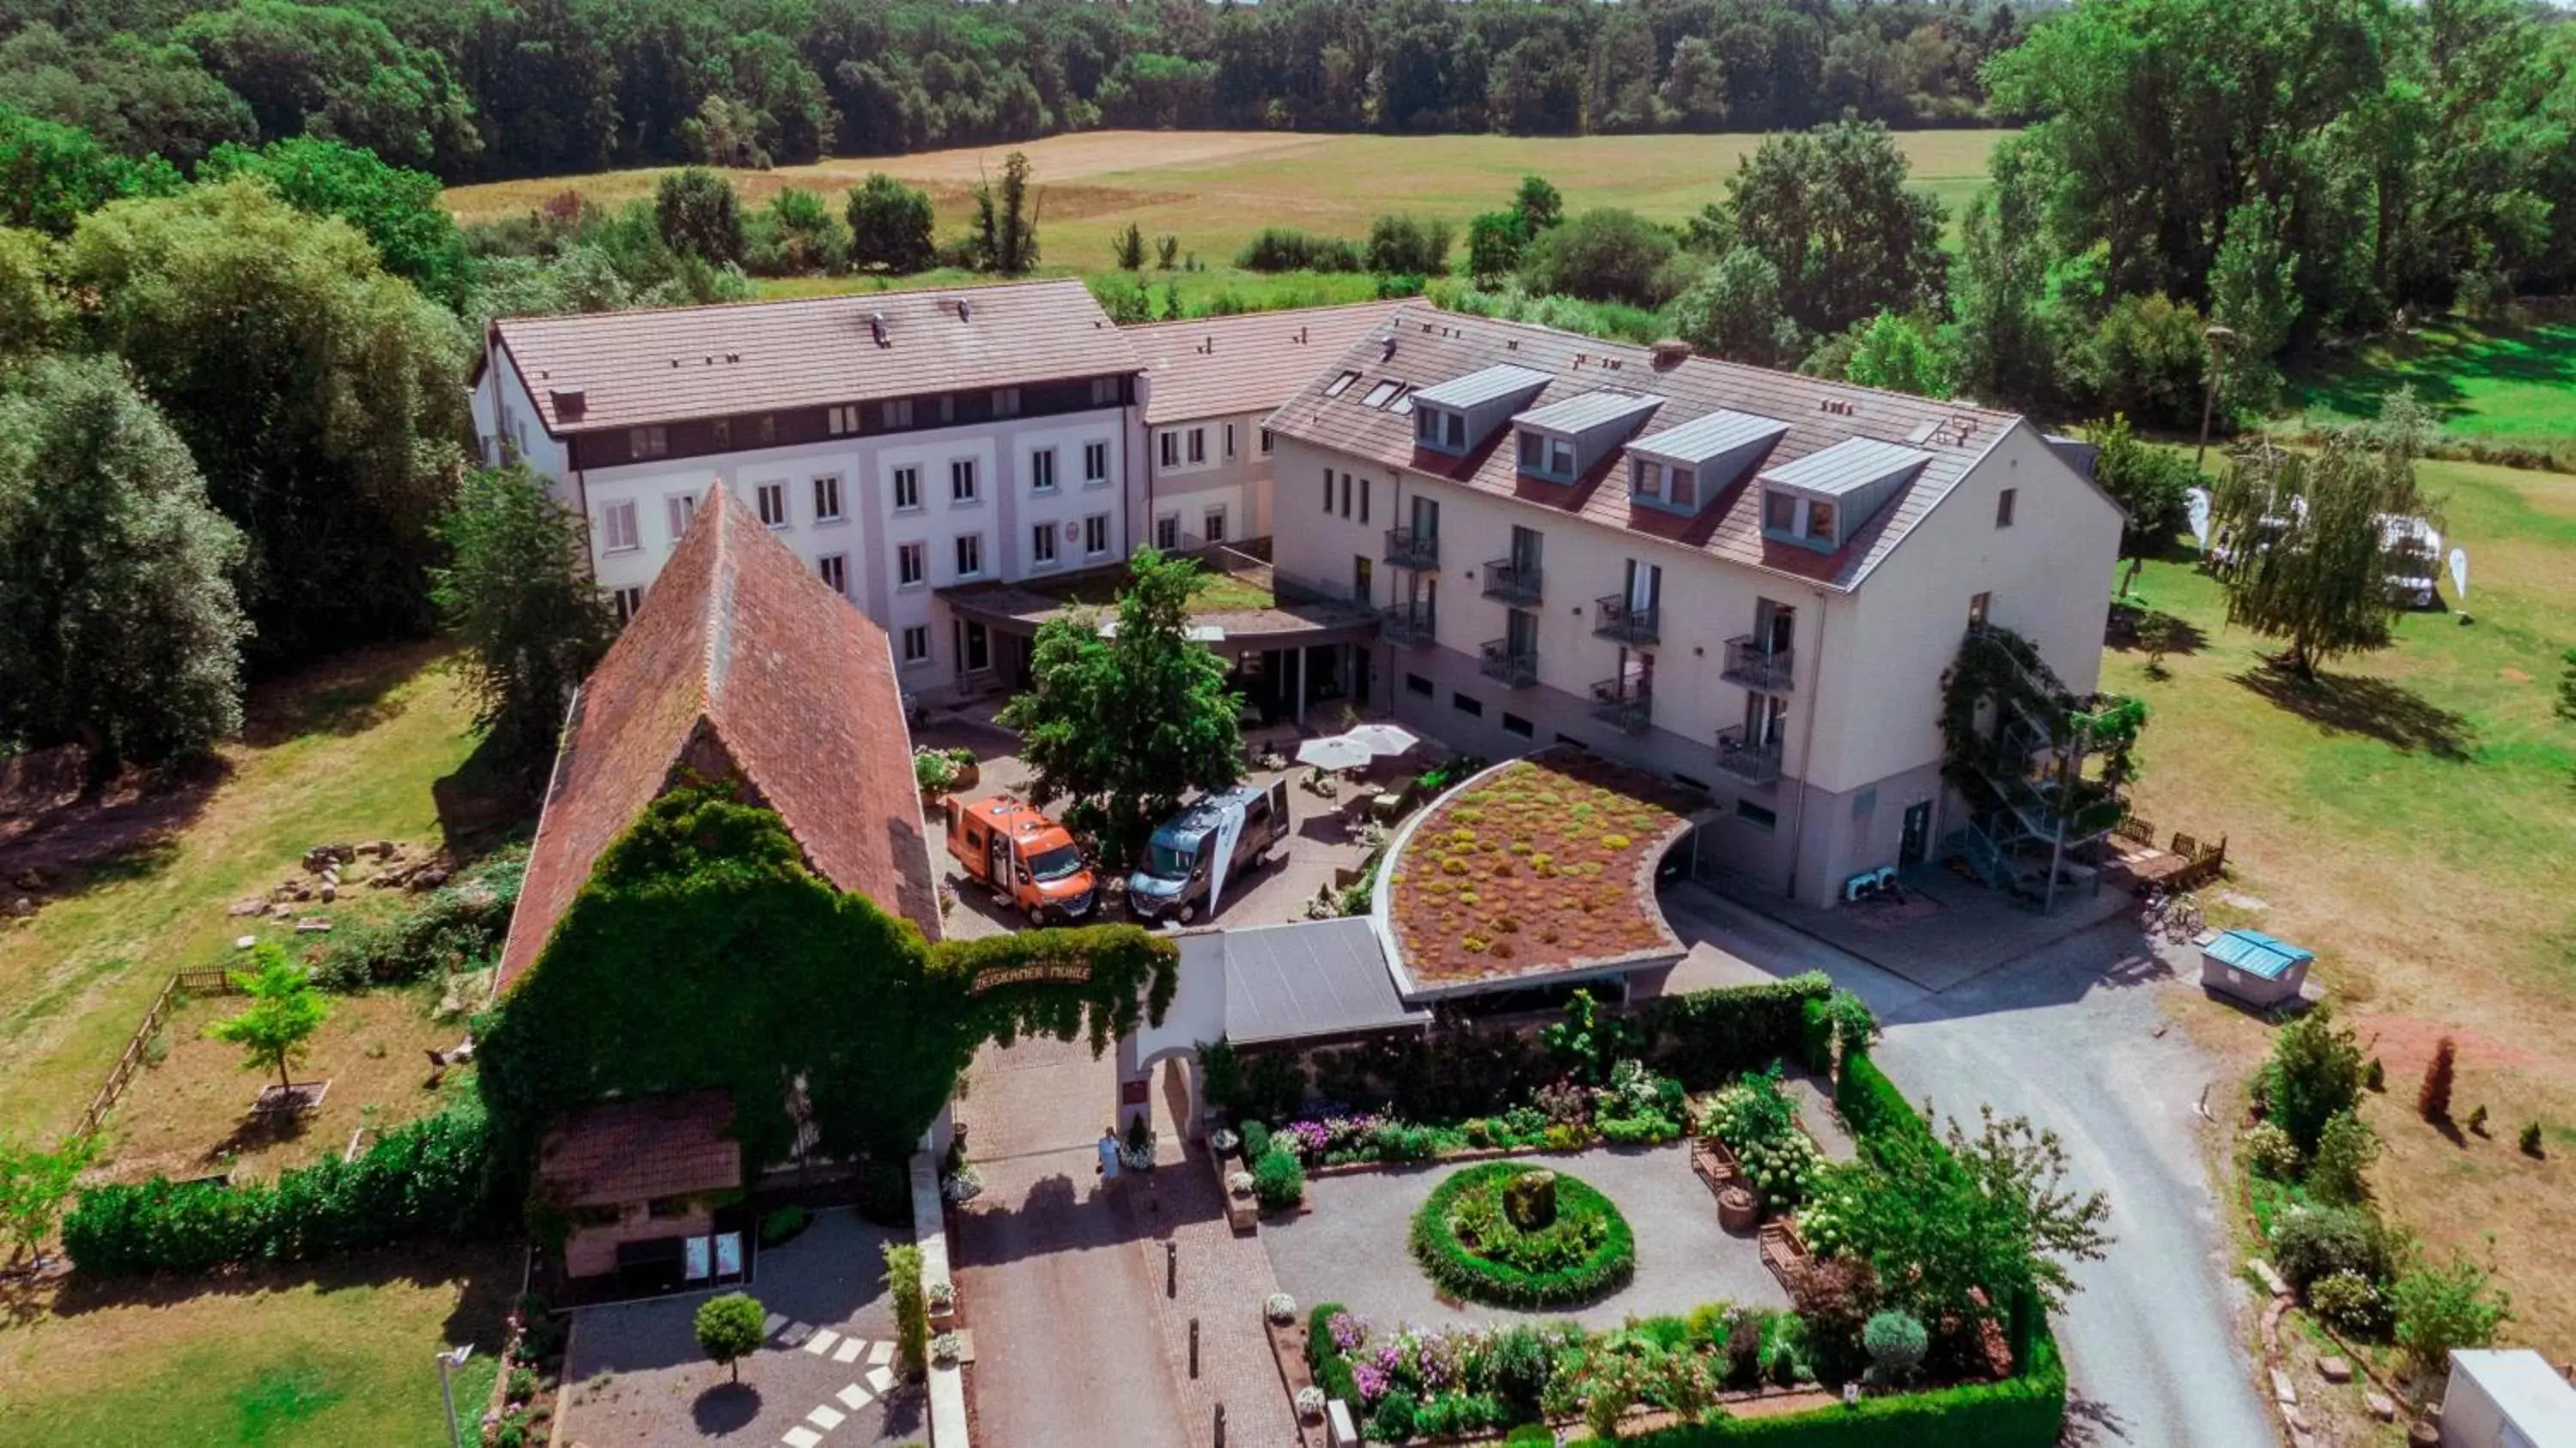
(1267, 305, 2031, 593)
(537, 1089, 741, 1206)
(1124, 301, 1404, 425)
(496, 483, 940, 994)
(492, 278, 1135, 435)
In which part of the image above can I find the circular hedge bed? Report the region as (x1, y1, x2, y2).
(1409, 1161, 1635, 1309)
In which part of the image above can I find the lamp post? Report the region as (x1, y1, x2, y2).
(435, 1344, 473, 1448)
(2195, 324, 2238, 467)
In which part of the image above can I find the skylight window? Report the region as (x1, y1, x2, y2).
(1324, 370, 1362, 398)
(1361, 379, 1402, 408)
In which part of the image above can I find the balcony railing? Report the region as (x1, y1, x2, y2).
(1715, 725, 1784, 786)
(1593, 594, 1660, 645)
(1383, 526, 1440, 569)
(1589, 677, 1653, 733)
(1379, 600, 1437, 648)
(1481, 560, 1543, 605)
(1479, 641, 1539, 688)
(1722, 636, 1796, 692)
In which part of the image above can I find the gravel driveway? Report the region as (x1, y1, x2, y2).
(1262, 1144, 1789, 1330)
(1661, 883, 2275, 1448)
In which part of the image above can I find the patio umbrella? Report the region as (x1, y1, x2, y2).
(1342, 722, 1421, 758)
(1294, 734, 1376, 770)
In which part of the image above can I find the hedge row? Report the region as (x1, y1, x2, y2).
(1408, 1162, 1636, 1310)
(1636, 970, 1835, 1090)
(1831, 1050, 1932, 1149)
(1308, 1301, 1360, 1402)
(1626, 1334, 2067, 1447)
(62, 1097, 498, 1276)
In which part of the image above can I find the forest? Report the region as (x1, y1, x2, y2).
(0, 0, 2018, 179)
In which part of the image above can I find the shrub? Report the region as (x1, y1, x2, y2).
(1307, 1304, 1362, 1402)
(1411, 1162, 1635, 1309)
(1863, 1309, 1929, 1381)
(1251, 1148, 1305, 1211)
(1519, 208, 1679, 307)
(2391, 1254, 2510, 1371)
(2520, 1121, 2545, 1157)
(883, 1241, 927, 1377)
(1240, 1119, 1272, 1164)
(1236, 228, 1364, 273)
(1769, 1343, 1801, 1388)
(1371, 1389, 1420, 1442)
(1366, 215, 1451, 276)
(2417, 1036, 2456, 1122)
(1635, 972, 1834, 1089)
(2259, 1003, 2364, 1154)
(1619, 1331, 2068, 1445)
(695, 1293, 766, 1382)
(2305, 1111, 2379, 1205)
(310, 847, 525, 989)
(1265, 1292, 1297, 1324)
(759, 1204, 809, 1245)
(2306, 1270, 2390, 1338)
(2364, 1057, 2385, 1092)
(2269, 1203, 2402, 1293)
(2239, 1121, 2302, 1181)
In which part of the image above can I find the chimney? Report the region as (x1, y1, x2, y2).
(1380, 336, 1397, 361)
(955, 297, 972, 322)
(870, 312, 888, 345)
(1650, 339, 1691, 369)
(550, 387, 587, 419)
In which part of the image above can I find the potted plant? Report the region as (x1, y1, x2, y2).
(1120, 1114, 1157, 1171)
(1295, 1386, 1327, 1423)
(1226, 1171, 1256, 1200)
(926, 1280, 957, 1326)
(930, 1331, 963, 1366)
(1264, 1293, 1297, 1325)
(914, 748, 960, 800)
(1210, 1127, 1242, 1159)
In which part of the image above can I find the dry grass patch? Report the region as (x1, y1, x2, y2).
(1388, 752, 1696, 989)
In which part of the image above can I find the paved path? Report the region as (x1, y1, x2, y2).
(1660, 883, 2275, 1448)
(1264, 1145, 1788, 1333)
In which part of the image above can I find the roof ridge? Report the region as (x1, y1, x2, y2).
(1119, 297, 1404, 335)
(492, 275, 1089, 332)
(701, 481, 735, 705)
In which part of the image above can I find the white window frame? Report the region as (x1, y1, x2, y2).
(901, 624, 932, 665)
(828, 405, 859, 436)
(993, 386, 1020, 417)
(951, 458, 979, 505)
(1203, 506, 1227, 545)
(665, 493, 696, 541)
(600, 499, 641, 553)
(1091, 376, 1121, 407)
(611, 584, 645, 623)
(1187, 427, 1206, 465)
(955, 532, 984, 578)
(1030, 447, 1058, 493)
(813, 474, 844, 523)
(884, 398, 914, 429)
(1260, 427, 1273, 456)
(1159, 431, 1180, 469)
(1084, 441, 1109, 485)
(1155, 514, 1181, 550)
(1031, 522, 1059, 567)
(1083, 513, 1110, 557)
(896, 541, 927, 588)
(892, 465, 921, 513)
(629, 425, 667, 459)
(818, 552, 848, 595)
(756, 481, 789, 528)
(1223, 423, 1236, 459)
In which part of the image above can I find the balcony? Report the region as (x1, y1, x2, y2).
(1593, 594, 1660, 645)
(1383, 527, 1440, 569)
(1589, 677, 1653, 733)
(1481, 560, 1543, 605)
(1722, 636, 1796, 692)
(1714, 725, 1784, 786)
(1379, 600, 1437, 648)
(1478, 641, 1539, 688)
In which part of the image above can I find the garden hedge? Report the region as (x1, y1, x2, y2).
(1625, 1333, 2067, 1447)
(1307, 1301, 1360, 1402)
(1832, 1050, 1933, 1149)
(1409, 1162, 1635, 1309)
(62, 1095, 498, 1275)
(1636, 972, 1835, 1089)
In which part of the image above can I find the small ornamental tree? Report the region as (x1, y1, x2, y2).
(883, 1241, 927, 1376)
(695, 1292, 766, 1382)
(2261, 1001, 2365, 1154)
(210, 946, 330, 1092)
(1512, 174, 1563, 235)
(2391, 1255, 2510, 1374)
(429, 462, 617, 776)
(1112, 221, 1145, 270)
(655, 167, 744, 267)
(2306, 1110, 2379, 1206)
(2417, 1035, 2456, 1123)
(0, 1133, 100, 1263)
(1862, 1309, 1928, 1382)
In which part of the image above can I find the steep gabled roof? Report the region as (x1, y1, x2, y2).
(1267, 305, 2041, 593)
(496, 483, 939, 993)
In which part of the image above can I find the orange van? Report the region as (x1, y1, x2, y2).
(945, 793, 1098, 925)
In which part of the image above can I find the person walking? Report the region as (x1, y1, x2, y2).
(1097, 1126, 1121, 1182)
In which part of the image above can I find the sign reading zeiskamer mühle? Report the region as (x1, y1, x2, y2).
(968, 960, 1095, 995)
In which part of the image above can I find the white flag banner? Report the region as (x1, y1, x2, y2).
(2186, 488, 2214, 549)
(2448, 547, 2469, 600)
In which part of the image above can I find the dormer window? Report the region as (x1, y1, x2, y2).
(1516, 429, 1579, 482)
(1764, 490, 1795, 532)
(1631, 459, 1700, 510)
(1754, 437, 1932, 554)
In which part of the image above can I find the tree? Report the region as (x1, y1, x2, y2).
(174, 0, 480, 174)
(2260, 1002, 2365, 1154)
(1671, 246, 1801, 369)
(2083, 416, 2196, 556)
(1465, 210, 1527, 286)
(1518, 208, 1677, 307)
(2418, 1035, 2457, 1123)
(1365, 214, 1451, 277)
(0, 354, 249, 770)
(429, 463, 617, 776)
(64, 178, 470, 665)
(2391, 1255, 2511, 1374)
(1862, 1309, 1928, 1383)
(1947, 141, 2057, 411)
(997, 549, 1242, 865)
(695, 1292, 766, 1383)
(1154, 234, 1181, 271)
(656, 167, 745, 267)
(1113, 221, 1145, 271)
(0, 23, 253, 170)
(0, 227, 62, 358)
(2206, 195, 2301, 416)
(883, 1241, 928, 1376)
(1512, 174, 1563, 235)
(744, 187, 849, 277)
(846, 173, 934, 274)
(971, 150, 1039, 276)
(1842, 312, 1952, 399)
(1725, 116, 1947, 338)
(0, 105, 180, 236)
(2208, 392, 2438, 678)
(199, 137, 470, 308)
(2306, 1110, 2379, 1206)
(210, 946, 331, 1093)
(0, 1133, 100, 1264)
(2071, 293, 2210, 428)
(2559, 649, 2576, 725)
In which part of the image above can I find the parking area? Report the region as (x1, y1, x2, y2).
(556, 1209, 924, 1448)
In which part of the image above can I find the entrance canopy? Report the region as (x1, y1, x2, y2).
(1220, 918, 1431, 1046)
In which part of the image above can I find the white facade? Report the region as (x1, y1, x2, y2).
(1127, 409, 1277, 553)
(471, 339, 1130, 693)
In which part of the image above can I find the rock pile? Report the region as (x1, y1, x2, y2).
(225, 839, 453, 924)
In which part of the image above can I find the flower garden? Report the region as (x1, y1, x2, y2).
(1216, 975, 2087, 1445)
(1384, 752, 1700, 989)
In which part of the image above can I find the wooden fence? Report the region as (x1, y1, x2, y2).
(74, 968, 245, 1140)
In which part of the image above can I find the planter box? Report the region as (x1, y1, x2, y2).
(1206, 1141, 1260, 1235)
(1717, 1183, 1759, 1234)
(1263, 1313, 1326, 1446)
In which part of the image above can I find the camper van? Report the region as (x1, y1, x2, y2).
(1126, 780, 1291, 924)
(945, 794, 1098, 924)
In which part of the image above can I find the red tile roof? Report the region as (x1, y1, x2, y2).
(1125, 301, 1405, 425)
(496, 483, 940, 994)
(493, 278, 1136, 436)
(536, 1089, 741, 1206)
(1266, 305, 2034, 593)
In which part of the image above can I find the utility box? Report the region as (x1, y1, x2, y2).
(2442, 1349, 2576, 1447)
(2200, 928, 2314, 1009)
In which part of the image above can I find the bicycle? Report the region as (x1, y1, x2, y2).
(2141, 887, 2205, 944)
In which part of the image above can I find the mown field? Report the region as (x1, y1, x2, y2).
(443, 127, 2008, 277)
(2107, 454, 2576, 1359)
(2291, 315, 2576, 448)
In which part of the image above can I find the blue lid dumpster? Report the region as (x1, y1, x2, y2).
(2200, 928, 2313, 1007)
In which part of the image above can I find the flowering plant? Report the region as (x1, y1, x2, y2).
(1294, 1385, 1326, 1420)
(1226, 1171, 1255, 1198)
(1265, 1292, 1297, 1324)
(930, 1331, 963, 1365)
(939, 1164, 984, 1203)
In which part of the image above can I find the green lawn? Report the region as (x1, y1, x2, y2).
(2290, 316, 2576, 446)
(2107, 455, 2576, 1355)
